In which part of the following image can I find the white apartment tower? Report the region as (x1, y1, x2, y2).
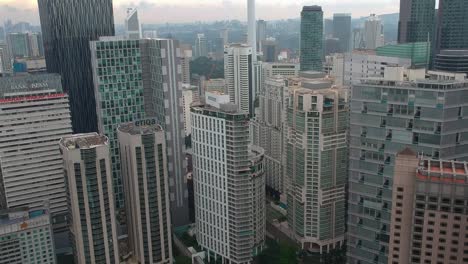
(0, 74, 72, 219)
(125, 8, 142, 39)
(224, 44, 254, 116)
(59, 133, 119, 264)
(191, 94, 266, 263)
(118, 121, 173, 264)
(364, 14, 384, 49)
(194, 34, 207, 58)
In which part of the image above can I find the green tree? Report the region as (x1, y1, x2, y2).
(190, 57, 224, 79)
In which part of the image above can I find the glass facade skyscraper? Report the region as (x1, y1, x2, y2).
(398, 0, 435, 43)
(38, 0, 115, 133)
(300, 6, 323, 72)
(437, 0, 468, 49)
(332, 13, 352, 53)
(347, 72, 468, 264)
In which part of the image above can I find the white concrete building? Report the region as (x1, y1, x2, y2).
(182, 86, 195, 136)
(118, 122, 173, 264)
(263, 62, 300, 79)
(0, 74, 72, 218)
(323, 53, 345, 86)
(191, 96, 266, 263)
(364, 14, 384, 49)
(125, 8, 141, 39)
(194, 34, 207, 58)
(343, 50, 412, 85)
(59, 133, 119, 264)
(224, 44, 254, 115)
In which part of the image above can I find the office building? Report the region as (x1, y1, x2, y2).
(434, 49, 468, 75)
(262, 39, 277, 62)
(204, 78, 226, 93)
(248, 0, 257, 61)
(353, 28, 365, 50)
(300, 6, 323, 71)
(194, 34, 207, 58)
(0, 207, 56, 264)
(143, 30, 158, 39)
(398, 0, 435, 43)
(118, 122, 173, 264)
(324, 38, 341, 56)
(324, 18, 333, 38)
(347, 70, 468, 264)
(7, 33, 29, 58)
(251, 76, 287, 194)
(437, 0, 468, 50)
(263, 62, 300, 79)
(28, 33, 44, 57)
(387, 149, 468, 264)
(191, 94, 266, 263)
(181, 44, 192, 84)
(257, 19, 267, 52)
(224, 44, 254, 115)
(38, 0, 115, 133)
(59, 133, 119, 264)
(375, 42, 431, 68)
(91, 38, 189, 225)
(0, 42, 12, 75)
(0, 74, 72, 219)
(125, 8, 141, 39)
(333, 13, 352, 53)
(220, 29, 229, 46)
(323, 53, 345, 86)
(286, 72, 348, 254)
(364, 14, 384, 49)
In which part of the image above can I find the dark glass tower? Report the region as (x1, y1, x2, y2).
(38, 0, 115, 133)
(437, 0, 468, 49)
(333, 13, 352, 53)
(300, 6, 323, 71)
(398, 0, 435, 43)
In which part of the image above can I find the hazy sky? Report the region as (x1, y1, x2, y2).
(0, 0, 400, 25)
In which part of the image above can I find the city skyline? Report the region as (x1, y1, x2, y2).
(0, 0, 404, 25)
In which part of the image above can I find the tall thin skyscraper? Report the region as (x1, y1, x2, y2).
(194, 33, 207, 58)
(364, 14, 384, 49)
(38, 0, 115, 133)
(191, 94, 266, 263)
(300, 6, 323, 71)
(398, 0, 435, 43)
(437, 0, 468, 50)
(60, 133, 120, 264)
(333, 13, 352, 53)
(224, 44, 254, 115)
(286, 72, 347, 257)
(118, 122, 173, 264)
(347, 70, 468, 264)
(91, 37, 189, 225)
(125, 8, 142, 39)
(0, 74, 72, 220)
(257, 19, 267, 52)
(248, 0, 257, 61)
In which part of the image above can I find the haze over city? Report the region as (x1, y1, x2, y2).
(0, 0, 401, 24)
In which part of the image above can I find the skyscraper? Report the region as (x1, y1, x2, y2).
(0, 42, 12, 75)
(125, 8, 142, 40)
(224, 44, 254, 115)
(0, 207, 56, 264)
(7, 33, 29, 58)
(0, 74, 72, 220)
(118, 121, 173, 264)
(388, 149, 468, 264)
(191, 94, 266, 263)
(180, 44, 192, 85)
(285, 72, 348, 256)
(90, 37, 189, 225)
(248, 0, 257, 61)
(300, 6, 323, 71)
(333, 13, 352, 53)
(28, 32, 44, 57)
(194, 33, 208, 58)
(398, 0, 435, 43)
(364, 14, 384, 49)
(60, 133, 120, 264)
(437, 0, 468, 50)
(38, 0, 115, 133)
(257, 19, 267, 52)
(347, 70, 468, 264)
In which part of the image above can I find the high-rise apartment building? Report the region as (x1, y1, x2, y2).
(182, 85, 195, 136)
(286, 72, 348, 254)
(0, 75, 72, 219)
(251, 76, 288, 194)
(347, 70, 468, 264)
(0, 207, 56, 264)
(437, 0, 468, 50)
(387, 149, 468, 264)
(191, 94, 266, 263)
(224, 44, 254, 116)
(300, 6, 323, 71)
(194, 34, 208, 58)
(59, 133, 119, 264)
(0, 42, 12, 76)
(7, 33, 29, 58)
(90, 37, 189, 225)
(28, 32, 44, 57)
(118, 122, 173, 264)
(125, 8, 142, 40)
(333, 13, 352, 53)
(398, 0, 435, 43)
(180, 44, 192, 85)
(364, 14, 384, 50)
(38, 0, 115, 133)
